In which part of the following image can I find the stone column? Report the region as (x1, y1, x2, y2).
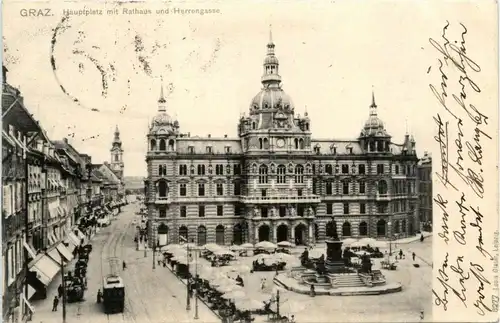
(308, 223, 313, 244)
(254, 225, 259, 241)
(291, 224, 295, 242)
(273, 225, 277, 243)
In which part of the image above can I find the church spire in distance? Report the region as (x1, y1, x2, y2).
(261, 24, 281, 86)
(158, 76, 167, 112)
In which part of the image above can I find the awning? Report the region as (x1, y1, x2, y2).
(47, 247, 66, 266)
(64, 238, 76, 253)
(29, 255, 59, 286)
(27, 284, 37, 299)
(67, 232, 80, 246)
(23, 241, 37, 259)
(56, 243, 74, 262)
(48, 208, 56, 219)
(47, 232, 56, 245)
(75, 229, 85, 240)
(21, 292, 35, 313)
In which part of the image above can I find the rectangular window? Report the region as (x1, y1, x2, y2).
(297, 189, 303, 196)
(326, 203, 333, 214)
(216, 183, 223, 196)
(198, 183, 205, 196)
(395, 165, 399, 175)
(159, 209, 167, 218)
(206, 146, 212, 154)
(180, 206, 187, 218)
(326, 182, 332, 195)
(261, 207, 268, 218)
(216, 164, 224, 175)
(188, 146, 194, 154)
(261, 189, 267, 197)
(341, 164, 349, 174)
(198, 205, 205, 217)
(312, 179, 317, 194)
(279, 206, 286, 217)
(217, 205, 223, 216)
(342, 182, 349, 194)
(360, 203, 366, 214)
(233, 164, 241, 175)
(343, 203, 349, 214)
(234, 182, 241, 195)
(235, 204, 242, 216)
(358, 164, 365, 175)
(359, 181, 365, 194)
(377, 164, 384, 174)
(179, 184, 187, 196)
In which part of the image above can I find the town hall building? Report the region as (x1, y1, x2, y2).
(144, 33, 419, 247)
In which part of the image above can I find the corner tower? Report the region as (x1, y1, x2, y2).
(110, 125, 124, 180)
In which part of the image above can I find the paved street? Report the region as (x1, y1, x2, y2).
(31, 203, 219, 323)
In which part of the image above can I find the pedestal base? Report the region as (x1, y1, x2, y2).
(325, 260, 346, 273)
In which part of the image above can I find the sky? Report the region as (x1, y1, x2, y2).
(2, 1, 497, 177)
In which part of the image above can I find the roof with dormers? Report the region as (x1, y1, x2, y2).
(176, 137, 242, 154)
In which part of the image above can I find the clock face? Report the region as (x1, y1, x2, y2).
(276, 138, 285, 148)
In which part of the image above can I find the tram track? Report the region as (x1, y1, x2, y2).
(98, 207, 137, 323)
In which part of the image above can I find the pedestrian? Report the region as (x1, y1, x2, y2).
(57, 284, 63, 298)
(52, 296, 59, 311)
(412, 252, 416, 261)
(122, 261, 127, 270)
(399, 249, 403, 259)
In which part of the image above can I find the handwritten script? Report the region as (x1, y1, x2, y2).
(429, 21, 498, 319)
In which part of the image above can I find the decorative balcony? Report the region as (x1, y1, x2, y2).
(239, 195, 321, 204)
(375, 194, 391, 201)
(154, 195, 171, 204)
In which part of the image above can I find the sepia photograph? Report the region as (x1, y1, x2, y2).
(1, 1, 498, 323)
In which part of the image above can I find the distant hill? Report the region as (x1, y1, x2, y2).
(123, 176, 144, 190)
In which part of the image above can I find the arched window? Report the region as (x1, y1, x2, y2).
(359, 221, 368, 236)
(168, 139, 175, 151)
(197, 226, 207, 246)
(299, 138, 305, 149)
(294, 138, 299, 149)
(197, 164, 205, 175)
(252, 122, 256, 130)
(158, 180, 168, 197)
(259, 138, 263, 149)
(259, 165, 268, 184)
(216, 225, 225, 245)
(159, 139, 166, 151)
(342, 222, 351, 236)
(378, 180, 388, 195)
(263, 138, 269, 149)
(377, 219, 386, 236)
(325, 164, 333, 175)
(277, 165, 286, 184)
(294, 165, 304, 183)
(158, 165, 167, 176)
(150, 139, 157, 151)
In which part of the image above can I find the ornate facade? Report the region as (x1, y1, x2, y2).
(145, 34, 419, 247)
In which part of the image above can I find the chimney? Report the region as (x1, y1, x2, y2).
(208, 134, 211, 138)
(2, 66, 7, 83)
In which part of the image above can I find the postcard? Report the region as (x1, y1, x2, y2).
(1, 1, 498, 323)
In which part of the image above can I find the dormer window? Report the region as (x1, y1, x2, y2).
(206, 146, 213, 154)
(188, 146, 194, 154)
(330, 144, 337, 154)
(225, 146, 231, 154)
(314, 145, 321, 154)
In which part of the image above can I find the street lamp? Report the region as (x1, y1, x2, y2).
(153, 239, 159, 270)
(56, 249, 67, 323)
(387, 221, 392, 257)
(179, 235, 191, 311)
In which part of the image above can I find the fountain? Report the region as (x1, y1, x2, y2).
(274, 219, 402, 295)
